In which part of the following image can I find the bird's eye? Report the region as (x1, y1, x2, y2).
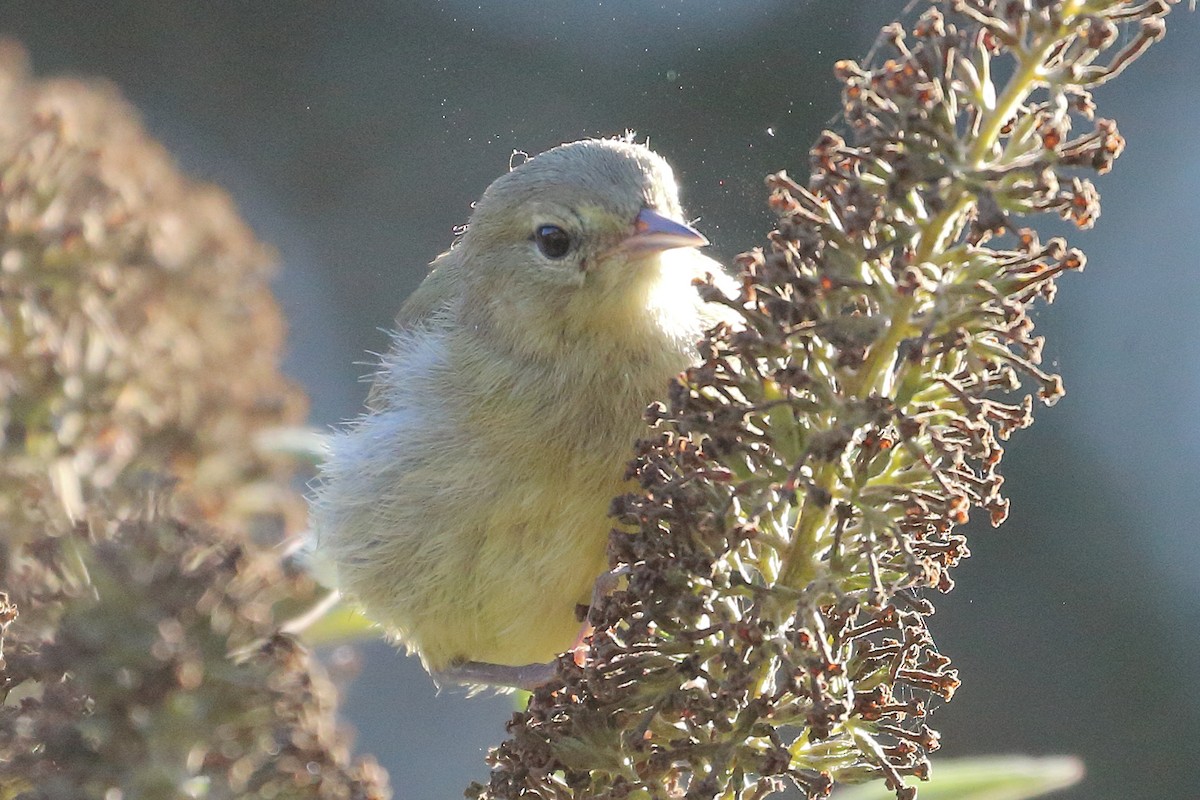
(533, 224, 573, 259)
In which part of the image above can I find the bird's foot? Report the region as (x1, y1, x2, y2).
(567, 564, 633, 666)
(434, 566, 635, 692)
(589, 564, 630, 610)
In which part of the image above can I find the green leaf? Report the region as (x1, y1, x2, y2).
(253, 425, 330, 466)
(299, 602, 383, 646)
(833, 756, 1084, 800)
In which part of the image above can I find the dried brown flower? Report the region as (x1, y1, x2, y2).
(469, 3, 1177, 799)
(0, 41, 388, 799)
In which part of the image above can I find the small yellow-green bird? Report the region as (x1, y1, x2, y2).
(311, 136, 729, 689)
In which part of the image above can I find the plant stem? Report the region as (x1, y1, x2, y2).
(779, 3, 1085, 590)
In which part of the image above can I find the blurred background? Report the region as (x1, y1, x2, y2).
(1, 2, 1195, 798)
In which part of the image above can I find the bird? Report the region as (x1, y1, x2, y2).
(310, 136, 730, 689)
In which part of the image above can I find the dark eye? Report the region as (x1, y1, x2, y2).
(533, 224, 573, 259)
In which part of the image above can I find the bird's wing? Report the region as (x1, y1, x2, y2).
(365, 249, 461, 412)
(392, 249, 461, 332)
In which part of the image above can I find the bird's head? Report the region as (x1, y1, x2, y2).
(456, 137, 714, 355)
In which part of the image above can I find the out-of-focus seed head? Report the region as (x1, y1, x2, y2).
(0, 42, 388, 799)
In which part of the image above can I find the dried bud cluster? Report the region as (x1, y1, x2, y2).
(471, 3, 1174, 799)
(0, 43, 306, 547)
(0, 518, 388, 799)
(0, 43, 388, 798)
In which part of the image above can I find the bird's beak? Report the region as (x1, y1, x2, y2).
(622, 208, 709, 252)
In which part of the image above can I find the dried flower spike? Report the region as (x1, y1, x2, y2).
(469, 3, 1177, 799)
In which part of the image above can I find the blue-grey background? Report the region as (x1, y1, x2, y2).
(3, 3, 1196, 798)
